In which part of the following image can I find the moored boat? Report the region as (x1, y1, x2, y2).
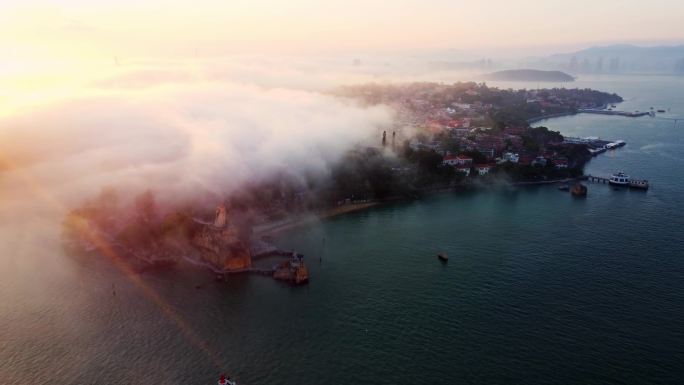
(570, 183, 587, 197)
(609, 172, 630, 186)
(558, 183, 569, 191)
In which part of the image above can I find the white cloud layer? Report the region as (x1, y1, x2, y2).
(0, 59, 394, 218)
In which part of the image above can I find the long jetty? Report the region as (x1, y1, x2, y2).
(528, 109, 652, 124)
(584, 174, 650, 190)
(577, 109, 650, 117)
(585, 175, 610, 184)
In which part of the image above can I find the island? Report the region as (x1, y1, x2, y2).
(483, 69, 575, 82)
(63, 81, 627, 283)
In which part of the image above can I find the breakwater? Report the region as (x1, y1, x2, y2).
(577, 109, 650, 117)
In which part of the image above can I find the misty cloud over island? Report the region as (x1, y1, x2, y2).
(0, 59, 396, 220)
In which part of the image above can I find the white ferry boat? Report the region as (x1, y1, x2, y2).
(609, 172, 630, 186)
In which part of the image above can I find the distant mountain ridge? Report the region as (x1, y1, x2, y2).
(535, 44, 684, 74)
(484, 69, 574, 82)
(550, 44, 684, 60)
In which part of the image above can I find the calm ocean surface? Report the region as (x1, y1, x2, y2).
(1, 75, 683, 384)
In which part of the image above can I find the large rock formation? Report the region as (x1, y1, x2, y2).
(273, 252, 309, 284)
(192, 204, 252, 271)
(63, 199, 254, 273)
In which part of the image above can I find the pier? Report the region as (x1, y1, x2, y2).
(578, 109, 651, 117)
(217, 267, 275, 276)
(563, 137, 625, 157)
(216, 249, 309, 284)
(584, 174, 650, 190)
(585, 175, 610, 184)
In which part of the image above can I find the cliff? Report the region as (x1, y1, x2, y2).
(192, 225, 251, 271)
(190, 204, 251, 271)
(273, 253, 309, 284)
(63, 202, 253, 273)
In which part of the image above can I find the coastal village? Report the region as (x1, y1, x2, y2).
(328, 82, 625, 199)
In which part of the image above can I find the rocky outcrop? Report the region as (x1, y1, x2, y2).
(192, 226, 251, 270)
(191, 205, 252, 271)
(273, 253, 309, 284)
(64, 201, 254, 273)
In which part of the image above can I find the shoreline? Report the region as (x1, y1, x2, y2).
(528, 107, 651, 125)
(257, 106, 619, 237)
(256, 177, 586, 236)
(527, 111, 578, 124)
(253, 202, 379, 237)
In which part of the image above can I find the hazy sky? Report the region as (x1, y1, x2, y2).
(1, 0, 683, 115)
(2, 0, 683, 59)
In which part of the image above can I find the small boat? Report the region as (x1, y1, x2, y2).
(218, 374, 237, 385)
(558, 182, 570, 191)
(437, 252, 448, 262)
(629, 179, 649, 190)
(571, 183, 587, 197)
(609, 172, 630, 186)
(657, 109, 666, 113)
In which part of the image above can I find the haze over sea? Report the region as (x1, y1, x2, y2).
(1, 74, 683, 384)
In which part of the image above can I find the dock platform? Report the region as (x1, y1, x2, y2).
(585, 175, 650, 190)
(578, 109, 650, 117)
(586, 175, 610, 183)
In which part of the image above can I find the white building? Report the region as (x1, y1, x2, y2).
(443, 154, 459, 166)
(501, 152, 519, 163)
(442, 154, 473, 167)
(474, 164, 493, 176)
